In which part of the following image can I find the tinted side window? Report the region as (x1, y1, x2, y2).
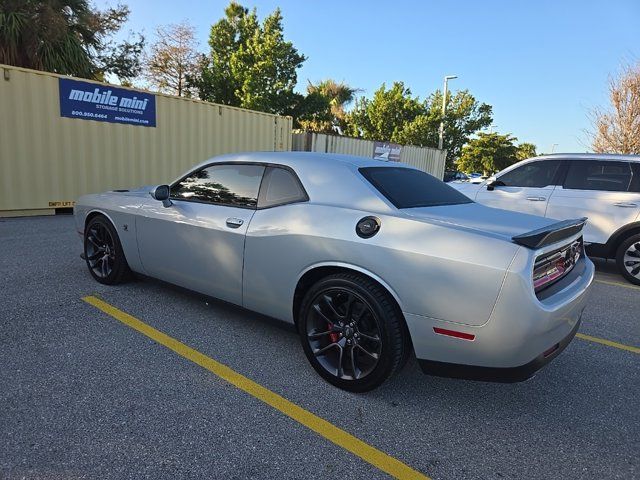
(630, 163, 640, 193)
(171, 164, 265, 208)
(564, 160, 633, 192)
(258, 167, 307, 208)
(360, 167, 472, 209)
(498, 160, 561, 188)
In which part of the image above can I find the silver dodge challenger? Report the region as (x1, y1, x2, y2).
(74, 152, 594, 391)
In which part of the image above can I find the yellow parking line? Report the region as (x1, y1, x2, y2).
(576, 333, 640, 355)
(82, 296, 429, 480)
(594, 278, 640, 291)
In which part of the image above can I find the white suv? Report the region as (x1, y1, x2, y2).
(453, 154, 640, 284)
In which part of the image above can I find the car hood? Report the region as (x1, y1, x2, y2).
(403, 202, 556, 241)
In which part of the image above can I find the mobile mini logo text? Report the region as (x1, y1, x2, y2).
(68, 87, 150, 111)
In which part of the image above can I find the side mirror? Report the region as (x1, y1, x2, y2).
(150, 185, 172, 207)
(486, 179, 504, 191)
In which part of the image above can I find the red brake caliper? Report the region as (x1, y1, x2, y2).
(328, 322, 340, 343)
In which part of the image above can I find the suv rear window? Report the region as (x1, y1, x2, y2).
(360, 167, 473, 209)
(564, 160, 633, 192)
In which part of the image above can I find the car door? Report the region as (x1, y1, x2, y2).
(474, 159, 562, 216)
(546, 159, 640, 245)
(241, 165, 311, 321)
(136, 163, 265, 306)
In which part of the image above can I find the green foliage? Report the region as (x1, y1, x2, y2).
(346, 82, 424, 140)
(302, 79, 359, 133)
(427, 89, 493, 165)
(516, 142, 537, 160)
(346, 82, 492, 167)
(457, 133, 520, 174)
(286, 90, 332, 129)
(0, 0, 144, 81)
(190, 1, 306, 116)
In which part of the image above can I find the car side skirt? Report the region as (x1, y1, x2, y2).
(418, 318, 581, 383)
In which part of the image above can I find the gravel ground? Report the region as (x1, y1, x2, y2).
(1, 215, 638, 480)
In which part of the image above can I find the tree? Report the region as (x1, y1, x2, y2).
(457, 133, 520, 174)
(345, 82, 492, 168)
(189, 1, 306, 115)
(302, 79, 359, 133)
(189, 2, 260, 105)
(345, 82, 424, 140)
(287, 90, 332, 129)
(396, 89, 493, 167)
(516, 142, 537, 160)
(144, 21, 198, 96)
(590, 63, 640, 154)
(0, 0, 144, 81)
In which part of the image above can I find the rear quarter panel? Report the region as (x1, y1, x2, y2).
(243, 203, 521, 326)
(546, 186, 640, 245)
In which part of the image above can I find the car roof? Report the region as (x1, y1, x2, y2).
(491, 152, 640, 178)
(529, 153, 640, 162)
(178, 151, 414, 214)
(189, 151, 413, 171)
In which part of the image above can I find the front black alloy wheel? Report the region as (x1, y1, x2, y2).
(84, 215, 130, 285)
(298, 273, 408, 392)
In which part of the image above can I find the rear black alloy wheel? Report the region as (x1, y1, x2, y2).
(84, 216, 130, 285)
(307, 289, 382, 380)
(616, 234, 640, 285)
(298, 273, 407, 392)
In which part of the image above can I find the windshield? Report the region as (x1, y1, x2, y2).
(360, 167, 473, 209)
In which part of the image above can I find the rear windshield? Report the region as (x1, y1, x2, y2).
(360, 167, 473, 209)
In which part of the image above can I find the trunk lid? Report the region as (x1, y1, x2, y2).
(403, 202, 557, 242)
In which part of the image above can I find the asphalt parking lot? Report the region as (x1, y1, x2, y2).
(1, 215, 638, 480)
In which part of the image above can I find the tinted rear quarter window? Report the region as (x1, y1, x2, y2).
(564, 160, 633, 192)
(360, 167, 472, 208)
(258, 167, 308, 208)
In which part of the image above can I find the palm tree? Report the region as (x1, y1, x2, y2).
(305, 79, 360, 133)
(0, 0, 142, 81)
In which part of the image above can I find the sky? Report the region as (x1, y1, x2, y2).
(104, 0, 640, 153)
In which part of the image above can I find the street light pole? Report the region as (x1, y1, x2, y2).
(438, 75, 457, 150)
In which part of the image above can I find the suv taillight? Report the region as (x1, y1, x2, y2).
(533, 237, 583, 293)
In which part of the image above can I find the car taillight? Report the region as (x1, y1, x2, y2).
(533, 237, 583, 293)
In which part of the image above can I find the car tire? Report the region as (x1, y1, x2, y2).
(298, 272, 408, 392)
(615, 234, 640, 286)
(84, 215, 131, 285)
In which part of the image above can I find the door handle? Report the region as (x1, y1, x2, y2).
(614, 202, 638, 208)
(226, 217, 244, 228)
(526, 196, 546, 202)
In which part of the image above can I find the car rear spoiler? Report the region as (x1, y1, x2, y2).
(512, 217, 588, 249)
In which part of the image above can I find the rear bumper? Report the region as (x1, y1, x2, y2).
(417, 316, 581, 382)
(404, 255, 594, 380)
